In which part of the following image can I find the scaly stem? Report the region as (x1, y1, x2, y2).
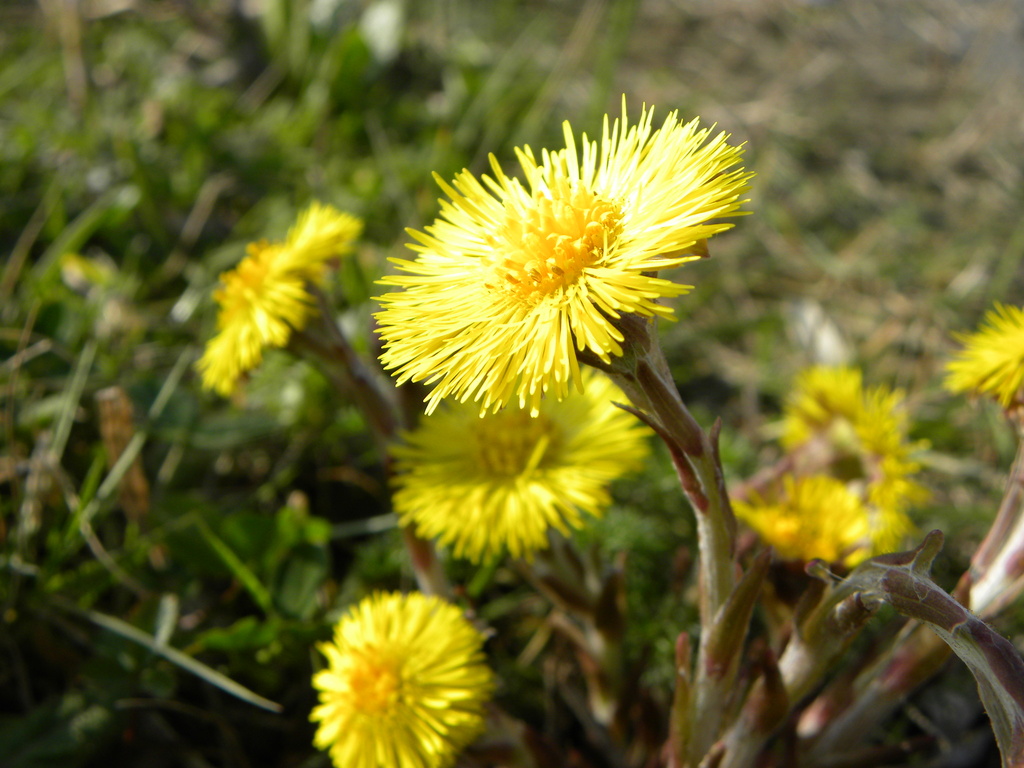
(600, 327, 738, 765)
(614, 349, 737, 625)
(970, 435, 1024, 614)
(807, 426, 1024, 763)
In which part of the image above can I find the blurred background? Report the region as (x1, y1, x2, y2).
(2, 0, 1024, 765)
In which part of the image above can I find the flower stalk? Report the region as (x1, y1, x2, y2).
(289, 290, 455, 598)
(969, 431, 1024, 614)
(804, 420, 1024, 764)
(293, 287, 401, 446)
(596, 314, 747, 765)
(844, 531, 1024, 767)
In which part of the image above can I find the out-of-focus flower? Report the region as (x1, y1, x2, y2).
(782, 366, 922, 469)
(945, 303, 1024, 409)
(375, 101, 751, 415)
(738, 366, 926, 565)
(310, 591, 493, 768)
(198, 203, 362, 396)
(737, 475, 871, 564)
(391, 371, 649, 562)
(782, 366, 866, 450)
(736, 474, 915, 565)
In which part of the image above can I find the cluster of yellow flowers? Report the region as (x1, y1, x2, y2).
(196, 95, 1024, 768)
(735, 366, 926, 566)
(198, 102, 751, 767)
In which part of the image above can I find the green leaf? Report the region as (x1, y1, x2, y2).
(273, 541, 328, 619)
(196, 616, 279, 653)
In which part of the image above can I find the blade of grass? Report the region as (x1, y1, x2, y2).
(57, 599, 282, 713)
(68, 348, 194, 595)
(0, 182, 60, 306)
(17, 339, 95, 554)
(192, 517, 274, 616)
(49, 340, 96, 463)
(330, 512, 397, 539)
(78, 346, 194, 528)
(30, 185, 139, 288)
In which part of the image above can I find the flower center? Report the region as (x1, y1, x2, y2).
(216, 242, 276, 316)
(485, 180, 623, 303)
(346, 651, 401, 715)
(475, 410, 559, 478)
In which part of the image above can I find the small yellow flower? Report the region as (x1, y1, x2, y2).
(783, 366, 869, 451)
(375, 100, 751, 415)
(783, 366, 921, 471)
(310, 591, 493, 768)
(945, 303, 1024, 408)
(197, 203, 363, 396)
(741, 366, 926, 564)
(736, 475, 873, 564)
(736, 474, 915, 565)
(391, 371, 649, 562)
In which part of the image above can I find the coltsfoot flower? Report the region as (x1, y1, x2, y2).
(736, 473, 918, 566)
(783, 366, 922, 470)
(945, 302, 1024, 409)
(737, 475, 874, 564)
(738, 366, 926, 565)
(310, 591, 493, 768)
(391, 371, 649, 562)
(375, 100, 750, 415)
(197, 202, 362, 396)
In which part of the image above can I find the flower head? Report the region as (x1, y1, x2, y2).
(197, 203, 362, 396)
(375, 101, 750, 415)
(310, 591, 493, 768)
(945, 303, 1024, 409)
(737, 476, 871, 564)
(736, 474, 915, 565)
(391, 371, 649, 562)
(783, 366, 921, 457)
(738, 366, 926, 565)
(781, 366, 866, 450)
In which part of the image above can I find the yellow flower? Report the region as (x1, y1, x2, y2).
(945, 303, 1024, 408)
(782, 366, 867, 450)
(736, 475, 872, 564)
(391, 371, 649, 562)
(742, 366, 927, 564)
(375, 101, 750, 415)
(197, 203, 363, 396)
(782, 365, 920, 467)
(735, 474, 914, 565)
(310, 591, 493, 768)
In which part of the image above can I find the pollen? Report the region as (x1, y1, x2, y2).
(474, 410, 558, 478)
(486, 180, 623, 303)
(345, 653, 400, 715)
